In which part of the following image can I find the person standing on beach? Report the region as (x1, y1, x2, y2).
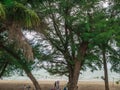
(54, 81, 61, 90)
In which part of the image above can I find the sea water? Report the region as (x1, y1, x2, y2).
(3, 68, 120, 82)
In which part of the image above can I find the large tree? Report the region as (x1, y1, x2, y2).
(31, 0, 120, 90)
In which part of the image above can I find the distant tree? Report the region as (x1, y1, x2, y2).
(109, 0, 120, 73)
(82, 1, 120, 89)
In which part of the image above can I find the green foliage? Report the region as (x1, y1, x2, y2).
(109, 47, 120, 73)
(0, 48, 19, 76)
(1, 0, 118, 79)
(5, 1, 39, 28)
(46, 65, 68, 76)
(33, 44, 53, 62)
(0, 32, 33, 77)
(0, 0, 41, 62)
(0, 3, 5, 20)
(28, 0, 120, 76)
(0, 0, 40, 28)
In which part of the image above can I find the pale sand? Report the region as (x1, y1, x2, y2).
(0, 80, 120, 90)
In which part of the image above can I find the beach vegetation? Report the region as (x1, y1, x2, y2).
(29, 0, 120, 90)
(0, 0, 41, 90)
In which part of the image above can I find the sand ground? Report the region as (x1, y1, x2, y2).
(0, 80, 120, 90)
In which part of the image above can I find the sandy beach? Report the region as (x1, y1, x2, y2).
(0, 80, 120, 90)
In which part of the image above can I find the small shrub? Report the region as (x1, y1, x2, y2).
(116, 81, 119, 84)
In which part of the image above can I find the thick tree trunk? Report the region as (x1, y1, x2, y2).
(24, 70, 41, 90)
(68, 60, 81, 90)
(68, 42, 88, 90)
(8, 23, 34, 61)
(102, 49, 109, 90)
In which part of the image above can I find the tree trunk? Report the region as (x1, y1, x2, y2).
(68, 42, 88, 90)
(0, 61, 9, 78)
(8, 23, 34, 61)
(24, 70, 41, 90)
(69, 61, 81, 90)
(102, 49, 109, 90)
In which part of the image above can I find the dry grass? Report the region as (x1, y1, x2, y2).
(0, 80, 120, 90)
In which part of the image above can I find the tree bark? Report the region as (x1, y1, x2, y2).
(67, 42, 88, 90)
(102, 48, 109, 90)
(68, 61, 81, 90)
(24, 70, 41, 90)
